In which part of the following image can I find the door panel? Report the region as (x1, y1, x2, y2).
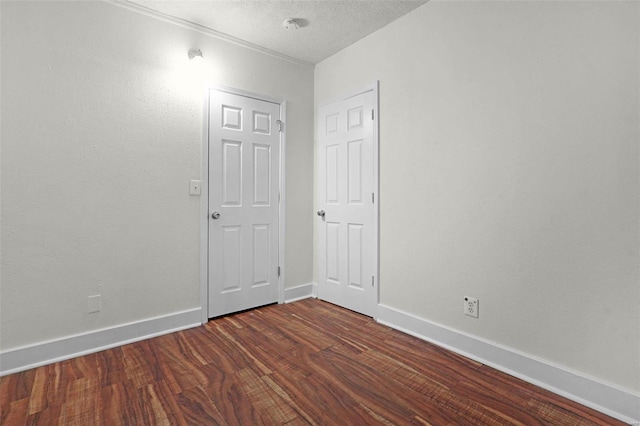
(253, 144, 271, 205)
(209, 89, 280, 317)
(222, 140, 242, 206)
(317, 90, 376, 317)
(326, 144, 340, 204)
(326, 222, 340, 283)
(221, 226, 241, 293)
(348, 139, 363, 203)
(348, 223, 363, 289)
(252, 224, 270, 287)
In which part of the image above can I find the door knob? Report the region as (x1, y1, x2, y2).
(317, 210, 325, 218)
(211, 212, 221, 219)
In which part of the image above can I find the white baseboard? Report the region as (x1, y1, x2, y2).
(0, 308, 202, 377)
(376, 304, 640, 425)
(284, 282, 315, 303)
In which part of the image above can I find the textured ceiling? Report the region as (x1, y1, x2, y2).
(124, 0, 428, 64)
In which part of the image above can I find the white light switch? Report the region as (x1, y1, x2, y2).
(190, 179, 202, 196)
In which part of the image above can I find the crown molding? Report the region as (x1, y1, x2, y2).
(105, 0, 314, 68)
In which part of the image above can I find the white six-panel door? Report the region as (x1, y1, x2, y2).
(317, 90, 376, 317)
(208, 89, 281, 317)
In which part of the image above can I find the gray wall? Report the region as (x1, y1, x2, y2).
(315, 1, 639, 393)
(1, 1, 314, 350)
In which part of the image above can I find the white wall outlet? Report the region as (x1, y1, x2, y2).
(88, 294, 101, 313)
(464, 296, 478, 318)
(189, 179, 202, 196)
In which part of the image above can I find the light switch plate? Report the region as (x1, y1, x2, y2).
(190, 179, 202, 196)
(88, 295, 101, 313)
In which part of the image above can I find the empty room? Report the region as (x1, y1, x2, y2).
(1, 0, 638, 424)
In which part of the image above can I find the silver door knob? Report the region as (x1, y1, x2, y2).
(317, 210, 325, 218)
(211, 212, 221, 219)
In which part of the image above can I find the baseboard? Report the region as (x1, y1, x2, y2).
(284, 282, 315, 303)
(376, 304, 640, 425)
(0, 308, 202, 376)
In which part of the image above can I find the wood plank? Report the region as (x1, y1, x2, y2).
(95, 347, 128, 388)
(234, 367, 300, 424)
(202, 370, 267, 426)
(0, 369, 36, 402)
(60, 376, 102, 426)
(121, 340, 163, 389)
(25, 403, 65, 426)
(137, 380, 187, 426)
(174, 385, 227, 426)
(1, 397, 29, 425)
(26, 367, 50, 415)
(101, 381, 145, 425)
(265, 370, 379, 425)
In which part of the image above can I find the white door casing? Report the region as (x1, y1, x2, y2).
(206, 88, 283, 318)
(317, 87, 378, 317)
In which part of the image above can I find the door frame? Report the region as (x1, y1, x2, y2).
(316, 81, 380, 317)
(200, 85, 287, 323)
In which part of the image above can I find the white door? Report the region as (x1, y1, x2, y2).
(317, 89, 377, 317)
(208, 89, 281, 317)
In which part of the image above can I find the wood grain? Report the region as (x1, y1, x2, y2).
(0, 299, 627, 425)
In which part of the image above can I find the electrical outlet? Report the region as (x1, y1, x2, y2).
(88, 295, 101, 313)
(464, 296, 478, 318)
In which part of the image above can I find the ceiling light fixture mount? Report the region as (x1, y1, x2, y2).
(188, 49, 203, 60)
(283, 18, 300, 31)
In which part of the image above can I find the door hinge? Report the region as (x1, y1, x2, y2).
(278, 266, 281, 277)
(371, 109, 374, 120)
(372, 276, 375, 287)
(276, 120, 284, 132)
(372, 192, 375, 203)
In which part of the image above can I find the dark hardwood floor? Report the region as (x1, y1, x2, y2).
(0, 298, 626, 425)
